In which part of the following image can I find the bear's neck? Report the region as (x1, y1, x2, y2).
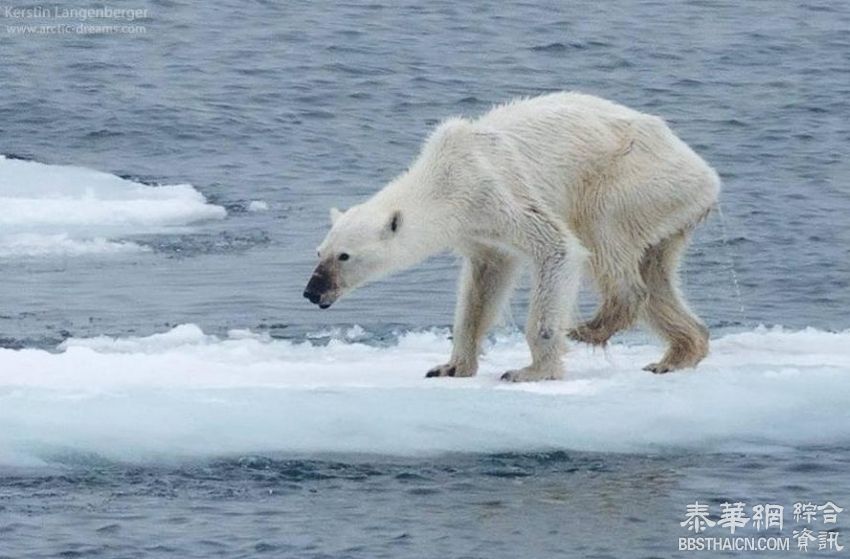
(369, 171, 461, 259)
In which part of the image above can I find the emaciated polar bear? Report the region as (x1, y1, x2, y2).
(304, 92, 720, 382)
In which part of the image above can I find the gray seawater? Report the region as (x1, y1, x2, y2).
(1, 1, 849, 557)
(1, 451, 848, 559)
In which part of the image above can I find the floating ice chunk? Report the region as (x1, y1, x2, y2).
(0, 155, 226, 257)
(0, 325, 848, 465)
(247, 200, 269, 212)
(0, 233, 148, 257)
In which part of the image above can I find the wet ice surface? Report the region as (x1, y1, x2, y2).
(1, 325, 849, 464)
(0, 326, 848, 557)
(2, 451, 848, 559)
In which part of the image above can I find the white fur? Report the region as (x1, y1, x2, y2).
(313, 92, 720, 381)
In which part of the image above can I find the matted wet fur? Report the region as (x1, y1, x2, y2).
(306, 92, 720, 381)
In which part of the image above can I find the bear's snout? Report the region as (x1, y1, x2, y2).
(302, 288, 322, 306)
(304, 264, 337, 309)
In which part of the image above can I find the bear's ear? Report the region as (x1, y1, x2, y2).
(330, 207, 344, 225)
(388, 211, 401, 234)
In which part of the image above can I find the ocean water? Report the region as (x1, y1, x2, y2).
(1, 1, 849, 557)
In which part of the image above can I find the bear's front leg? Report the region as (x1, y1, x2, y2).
(426, 247, 518, 379)
(501, 233, 586, 382)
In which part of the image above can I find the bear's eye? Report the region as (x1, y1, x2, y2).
(338, 252, 350, 261)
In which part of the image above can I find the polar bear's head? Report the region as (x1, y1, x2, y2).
(303, 119, 471, 309)
(303, 204, 406, 308)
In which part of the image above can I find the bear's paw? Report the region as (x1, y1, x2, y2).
(425, 362, 476, 379)
(500, 365, 563, 383)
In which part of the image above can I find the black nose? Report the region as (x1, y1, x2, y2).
(303, 289, 321, 305)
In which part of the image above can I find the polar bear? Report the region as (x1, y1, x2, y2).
(304, 92, 720, 381)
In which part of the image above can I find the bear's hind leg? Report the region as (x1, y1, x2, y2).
(639, 230, 709, 374)
(568, 286, 645, 346)
(569, 251, 646, 346)
(426, 246, 518, 378)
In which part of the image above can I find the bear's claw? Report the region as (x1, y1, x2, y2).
(425, 363, 476, 378)
(568, 325, 613, 346)
(500, 366, 562, 383)
(426, 365, 455, 378)
(643, 362, 673, 374)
